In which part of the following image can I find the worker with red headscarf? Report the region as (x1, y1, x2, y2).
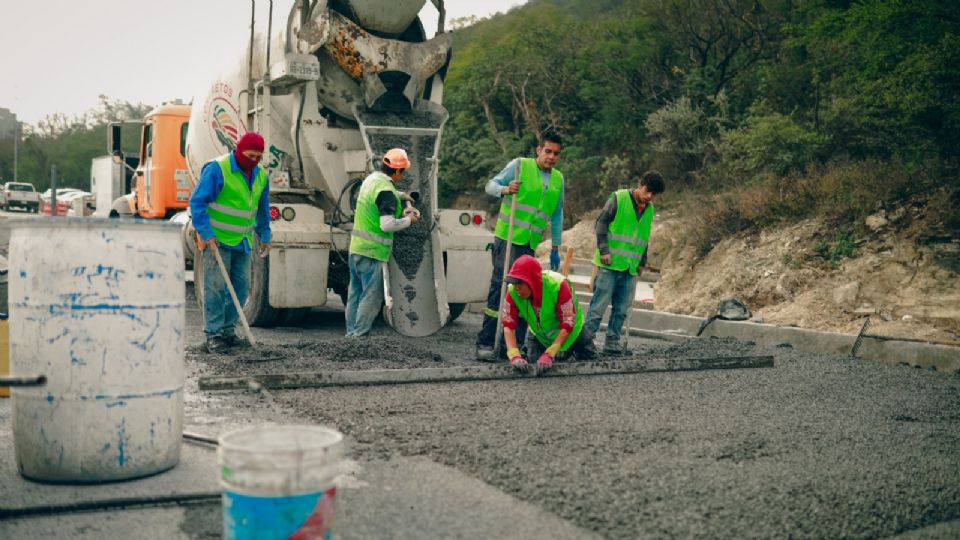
(345, 148, 421, 337)
(501, 254, 597, 374)
(189, 131, 272, 353)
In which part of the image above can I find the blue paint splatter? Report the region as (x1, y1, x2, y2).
(46, 394, 54, 403)
(19, 271, 26, 278)
(117, 418, 127, 467)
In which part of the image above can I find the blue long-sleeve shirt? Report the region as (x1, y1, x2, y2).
(189, 153, 271, 253)
(484, 158, 564, 247)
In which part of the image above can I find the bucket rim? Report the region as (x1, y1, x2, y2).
(4, 217, 181, 232)
(219, 424, 345, 455)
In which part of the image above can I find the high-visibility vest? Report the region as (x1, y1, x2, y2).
(350, 172, 402, 262)
(209, 154, 268, 247)
(592, 189, 653, 276)
(494, 158, 562, 249)
(509, 270, 584, 351)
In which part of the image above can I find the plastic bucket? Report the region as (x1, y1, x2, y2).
(219, 425, 345, 540)
(8, 218, 185, 482)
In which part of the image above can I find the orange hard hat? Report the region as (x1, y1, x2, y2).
(383, 148, 410, 170)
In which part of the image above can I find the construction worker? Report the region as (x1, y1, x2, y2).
(501, 254, 597, 373)
(190, 131, 271, 353)
(345, 148, 421, 337)
(584, 171, 665, 354)
(475, 131, 566, 361)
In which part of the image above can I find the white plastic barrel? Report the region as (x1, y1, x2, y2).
(219, 425, 345, 539)
(8, 218, 185, 482)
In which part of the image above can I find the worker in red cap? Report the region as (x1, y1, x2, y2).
(501, 254, 597, 374)
(345, 148, 420, 337)
(189, 131, 272, 353)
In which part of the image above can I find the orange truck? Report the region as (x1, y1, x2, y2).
(106, 102, 192, 218)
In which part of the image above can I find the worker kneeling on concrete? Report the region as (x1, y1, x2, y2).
(501, 255, 597, 373)
(346, 148, 420, 337)
(190, 132, 271, 354)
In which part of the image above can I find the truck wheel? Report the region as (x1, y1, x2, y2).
(448, 303, 466, 322)
(244, 243, 281, 327)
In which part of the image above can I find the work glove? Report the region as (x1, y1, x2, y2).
(536, 352, 554, 374)
(403, 207, 421, 224)
(508, 347, 529, 374)
(549, 249, 561, 271)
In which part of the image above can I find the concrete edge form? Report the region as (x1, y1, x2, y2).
(622, 308, 960, 373)
(198, 355, 774, 391)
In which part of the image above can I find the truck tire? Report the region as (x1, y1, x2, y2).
(448, 303, 466, 322)
(244, 245, 282, 327)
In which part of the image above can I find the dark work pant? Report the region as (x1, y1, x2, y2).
(525, 328, 599, 362)
(476, 237, 534, 348)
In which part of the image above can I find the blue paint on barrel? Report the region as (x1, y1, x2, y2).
(9, 219, 185, 483)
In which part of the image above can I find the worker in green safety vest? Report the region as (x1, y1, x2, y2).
(346, 148, 421, 337)
(501, 254, 597, 374)
(584, 171, 665, 354)
(189, 132, 272, 354)
(476, 131, 566, 361)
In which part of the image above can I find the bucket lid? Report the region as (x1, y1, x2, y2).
(219, 424, 345, 468)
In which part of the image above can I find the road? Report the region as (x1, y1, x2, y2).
(1, 254, 959, 538)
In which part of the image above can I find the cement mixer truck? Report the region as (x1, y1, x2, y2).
(180, 0, 492, 336)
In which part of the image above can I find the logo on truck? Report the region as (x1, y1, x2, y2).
(206, 97, 245, 153)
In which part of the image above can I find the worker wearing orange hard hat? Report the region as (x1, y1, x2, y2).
(345, 148, 420, 337)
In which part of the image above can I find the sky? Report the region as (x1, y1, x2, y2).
(0, 0, 525, 126)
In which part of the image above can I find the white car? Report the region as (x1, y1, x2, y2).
(39, 188, 86, 216)
(0, 182, 40, 212)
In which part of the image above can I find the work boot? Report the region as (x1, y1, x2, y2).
(475, 344, 496, 362)
(603, 340, 625, 355)
(222, 334, 251, 349)
(202, 336, 231, 354)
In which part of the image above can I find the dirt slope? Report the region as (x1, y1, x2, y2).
(556, 206, 960, 343)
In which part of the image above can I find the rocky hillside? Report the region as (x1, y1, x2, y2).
(551, 203, 960, 344)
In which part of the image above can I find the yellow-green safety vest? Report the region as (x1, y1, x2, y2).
(494, 158, 562, 249)
(209, 154, 268, 247)
(509, 270, 584, 351)
(349, 172, 402, 262)
(592, 189, 653, 276)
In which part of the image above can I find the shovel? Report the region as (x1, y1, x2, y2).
(210, 243, 257, 348)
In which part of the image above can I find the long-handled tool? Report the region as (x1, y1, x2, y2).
(493, 170, 520, 359)
(620, 273, 638, 356)
(210, 244, 257, 347)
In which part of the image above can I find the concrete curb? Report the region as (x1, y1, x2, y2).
(621, 308, 960, 373)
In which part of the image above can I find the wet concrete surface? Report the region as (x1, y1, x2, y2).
(181, 290, 960, 539)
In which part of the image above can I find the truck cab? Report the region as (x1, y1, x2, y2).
(132, 104, 192, 219)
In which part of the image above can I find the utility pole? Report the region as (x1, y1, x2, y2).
(50, 165, 57, 215)
(13, 121, 19, 182)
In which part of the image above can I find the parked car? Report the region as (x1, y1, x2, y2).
(0, 182, 40, 212)
(39, 188, 86, 216)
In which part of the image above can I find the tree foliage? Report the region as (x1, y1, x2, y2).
(438, 0, 958, 229)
